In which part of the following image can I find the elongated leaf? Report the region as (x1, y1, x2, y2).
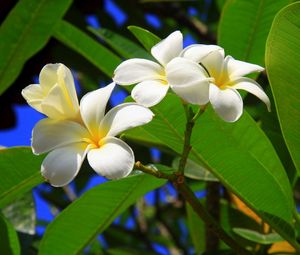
(233, 228, 284, 245)
(218, 0, 291, 65)
(0, 147, 44, 208)
(88, 27, 152, 59)
(124, 94, 296, 247)
(186, 203, 205, 254)
(266, 2, 300, 176)
(53, 21, 121, 77)
(39, 174, 166, 255)
(0, 0, 72, 95)
(128, 26, 160, 51)
(0, 213, 20, 255)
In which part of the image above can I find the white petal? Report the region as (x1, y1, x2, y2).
(201, 50, 225, 79)
(171, 80, 210, 105)
(41, 143, 89, 187)
(39, 64, 60, 92)
(113, 59, 163, 85)
(131, 80, 169, 107)
(151, 31, 183, 66)
(80, 83, 115, 135)
(87, 137, 134, 179)
(100, 103, 154, 137)
(231, 78, 271, 111)
(32, 118, 89, 155)
(209, 83, 243, 122)
(40, 64, 79, 111)
(166, 57, 209, 86)
(21, 84, 44, 112)
(40, 83, 79, 120)
(226, 56, 264, 78)
(180, 44, 224, 63)
(56, 64, 79, 111)
(166, 57, 211, 104)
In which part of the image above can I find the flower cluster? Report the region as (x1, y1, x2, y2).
(22, 30, 270, 186)
(113, 31, 270, 122)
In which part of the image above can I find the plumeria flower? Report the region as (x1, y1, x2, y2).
(28, 82, 153, 187)
(22, 63, 80, 121)
(113, 31, 219, 107)
(167, 46, 271, 122)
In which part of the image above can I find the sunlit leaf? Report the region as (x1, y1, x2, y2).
(218, 0, 292, 66)
(265, 2, 300, 176)
(0, 0, 72, 95)
(39, 174, 166, 255)
(124, 94, 296, 247)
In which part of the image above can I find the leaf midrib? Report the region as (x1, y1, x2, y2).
(132, 107, 292, 222)
(0, 172, 42, 208)
(0, 0, 46, 85)
(243, 0, 265, 61)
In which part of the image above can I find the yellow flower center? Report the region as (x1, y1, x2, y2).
(157, 69, 168, 85)
(83, 130, 106, 149)
(211, 69, 230, 90)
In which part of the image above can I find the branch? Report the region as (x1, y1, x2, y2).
(174, 181, 253, 255)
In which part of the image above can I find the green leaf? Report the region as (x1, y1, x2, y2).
(88, 27, 152, 60)
(39, 174, 166, 255)
(127, 26, 161, 51)
(265, 2, 300, 176)
(124, 94, 296, 247)
(0, 147, 44, 208)
(186, 203, 205, 254)
(2, 192, 36, 235)
(53, 21, 121, 77)
(218, 0, 292, 66)
(0, 213, 20, 255)
(233, 228, 284, 245)
(0, 0, 72, 95)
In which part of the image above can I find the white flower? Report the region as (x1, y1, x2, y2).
(113, 31, 218, 107)
(168, 46, 271, 122)
(31, 83, 154, 187)
(21, 63, 80, 120)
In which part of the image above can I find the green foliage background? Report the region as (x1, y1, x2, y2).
(1, 0, 300, 254)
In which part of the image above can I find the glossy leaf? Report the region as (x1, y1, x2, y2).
(124, 94, 295, 246)
(0, 213, 20, 255)
(127, 26, 161, 51)
(0, 147, 44, 208)
(218, 0, 292, 66)
(265, 2, 300, 176)
(88, 27, 152, 59)
(0, 0, 72, 95)
(39, 174, 166, 255)
(53, 21, 121, 77)
(233, 228, 284, 245)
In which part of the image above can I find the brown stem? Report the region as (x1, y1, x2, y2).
(174, 180, 253, 255)
(205, 182, 221, 252)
